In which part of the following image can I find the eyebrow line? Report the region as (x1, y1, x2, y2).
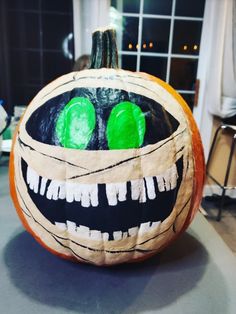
(41, 73, 151, 100)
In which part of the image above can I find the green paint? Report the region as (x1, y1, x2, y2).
(106, 101, 146, 149)
(56, 97, 96, 149)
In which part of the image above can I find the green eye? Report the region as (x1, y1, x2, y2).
(106, 101, 146, 149)
(56, 97, 96, 149)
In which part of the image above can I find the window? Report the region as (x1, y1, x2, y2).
(110, 0, 205, 110)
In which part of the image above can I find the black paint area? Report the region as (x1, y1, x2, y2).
(21, 157, 183, 240)
(26, 88, 180, 150)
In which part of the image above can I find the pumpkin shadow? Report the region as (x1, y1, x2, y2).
(4, 230, 209, 313)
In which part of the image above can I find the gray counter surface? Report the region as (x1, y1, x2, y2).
(1, 157, 236, 314)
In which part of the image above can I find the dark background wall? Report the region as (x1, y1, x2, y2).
(0, 0, 74, 115)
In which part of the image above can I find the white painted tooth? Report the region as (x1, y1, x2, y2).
(81, 187, 90, 207)
(131, 179, 141, 200)
(66, 220, 76, 232)
(72, 183, 98, 207)
(113, 231, 122, 241)
(171, 176, 178, 190)
(66, 183, 75, 203)
(58, 183, 66, 199)
(139, 179, 146, 203)
(74, 183, 82, 202)
(40, 177, 48, 196)
(116, 182, 127, 202)
(77, 225, 90, 238)
(55, 222, 67, 231)
(128, 226, 139, 237)
(106, 182, 127, 205)
(156, 165, 179, 192)
(72, 190, 77, 202)
(131, 179, 146, 203)
(77, 225, 89, 232)
(65, 183, 95, 207)
(106, 183, 118, 206)
(156, 175, 165, 192)
(90, 184, 98, 207)
(27, 167, 39, 192)
(90, 230, 102, 240)
(74, 190, 82, 202)
(151, 221, 161, 229)
(26, 166, 31, 185)
(145, 177, 156, 200)
(139, 222, 151, 234)
(47, 180, 60, 200)
(66, 191, 74, 203)
(164, 179, 171, 191)
(33, 174, 39, 194)
(52, 183, 60, 200)
(30, 178, 35, 191)
(163, 168, 172, 191)
(162, 165, 179, 191)
(102, 232, 109, 241)
(122, 232, 128, 239)
(170, 164, 178, 190)
(46, 182, 53, 200)
(29, 181, 34, 190)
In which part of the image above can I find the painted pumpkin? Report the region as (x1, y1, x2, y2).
(10, 29, 205, 266)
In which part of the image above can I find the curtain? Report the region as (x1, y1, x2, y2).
(73, 0, 110, 59)
(206, 0, 236, 118)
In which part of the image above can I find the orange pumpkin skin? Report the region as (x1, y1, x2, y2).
(9, 29, 205, 266)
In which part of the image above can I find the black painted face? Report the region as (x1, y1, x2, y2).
(26, 88, 179, 150)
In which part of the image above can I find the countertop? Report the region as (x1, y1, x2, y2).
(1, 156, 236, 314)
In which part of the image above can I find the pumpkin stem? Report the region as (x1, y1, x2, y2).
(89, 28, 119, 69)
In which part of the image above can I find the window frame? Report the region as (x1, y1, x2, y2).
(116, 0, 204, 107)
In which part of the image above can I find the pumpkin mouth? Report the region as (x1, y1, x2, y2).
(21, 156, 183, 241)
